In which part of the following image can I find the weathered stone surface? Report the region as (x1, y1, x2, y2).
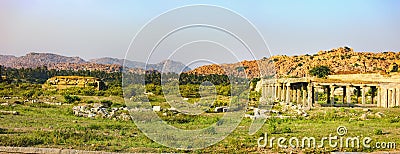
(363, 108, 371, 112)
(360, 113, 368, 120)
(0, 111, 19, 115)
(375, 112, 385, 118)
(72, 104, 130, 121)
(152, 106, 161, 112)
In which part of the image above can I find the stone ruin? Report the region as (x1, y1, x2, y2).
(72, 103, 131, 121)
(43, 76, 106, 90)
(258, 73, 400, 108)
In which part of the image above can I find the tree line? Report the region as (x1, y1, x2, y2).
(0, 65, 250, 87)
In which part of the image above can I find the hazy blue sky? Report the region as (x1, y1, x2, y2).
(1, 0, 399, 63)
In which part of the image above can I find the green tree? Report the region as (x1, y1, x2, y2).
(309, 66, 331, 78)
(63, 95, 81, 103)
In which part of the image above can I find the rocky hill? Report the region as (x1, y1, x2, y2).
(0, 52, 86, 69)
(187, 47, 400, 78)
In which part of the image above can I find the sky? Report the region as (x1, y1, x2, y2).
(1, 0, 400, 64)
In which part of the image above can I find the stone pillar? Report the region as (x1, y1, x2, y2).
(314, 86, 319, 103)
(296, 88, 301, 105)
(268, 84, 271, 100)
(307, 83, 314, 107)
(391, 88, 396, 108)
(330, 85, 335, 105)
(382, 87, 388, 108)
(291, 86, 296, 102)
(346, 85, 352, 104)
(361, 86, 366, 104)
(388, 89, 393, 108)
(271, 84, 278, 101)
(286, 83, 291, 103)
(302, 84, 307, 106)
(377, 87, 381, 107)
(396, 87, 400, 107)
(277, 83, 281, 101)
(267, 84, 270, 99)
(281, 84, 286, 101)
(261, 84, 266, 99)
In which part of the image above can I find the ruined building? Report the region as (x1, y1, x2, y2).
(43, 76, 105, 90)
(258, 73, 400, 108)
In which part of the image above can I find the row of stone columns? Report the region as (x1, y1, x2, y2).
(316, 84, 377, 105)
(262, 82, 314, 107)
(262, 80, 399, 108)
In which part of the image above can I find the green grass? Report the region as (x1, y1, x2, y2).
(1, 98, 400, 153)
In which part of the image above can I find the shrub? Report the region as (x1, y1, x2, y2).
(111, 102, 126, 108)
(85, 100, 94, 104)
(88, 124, 102, 130)
(282, 126, 292, 133)
(63, 95, 81, 103)
(0, 128, 5, 134)
(22, 89, 35, 98)
(267, 123, 277, 134)
(374, 129, 383, 135)
(389, 118, 400, 123)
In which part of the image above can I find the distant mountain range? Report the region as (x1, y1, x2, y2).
(2, 47, 399, 78)
(0, 52, 191, 73)
(89, 57, 191, 73)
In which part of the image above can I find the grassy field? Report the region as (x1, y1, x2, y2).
(1, 95, 400, 153)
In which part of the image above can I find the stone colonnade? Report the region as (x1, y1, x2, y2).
(261, 80, 314, 107)
(378, 84, 400, 108)
(261, 78, 400, 108)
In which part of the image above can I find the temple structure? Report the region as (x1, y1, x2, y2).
(259, 73, 400, 108)
(43, 76, 105, 90)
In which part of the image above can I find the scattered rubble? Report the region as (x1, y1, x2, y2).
(363, 108, 371, 112)
(360, 113, 368, 120)
(245, 102, 309, 120)
(43, 102, 63, 106)
(152, 106, 161, 112)
(375, 112, 385, 118)
(214, 106, 229, 113)
(72, 103, 131, 121)
(0, 110, 19, 115)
